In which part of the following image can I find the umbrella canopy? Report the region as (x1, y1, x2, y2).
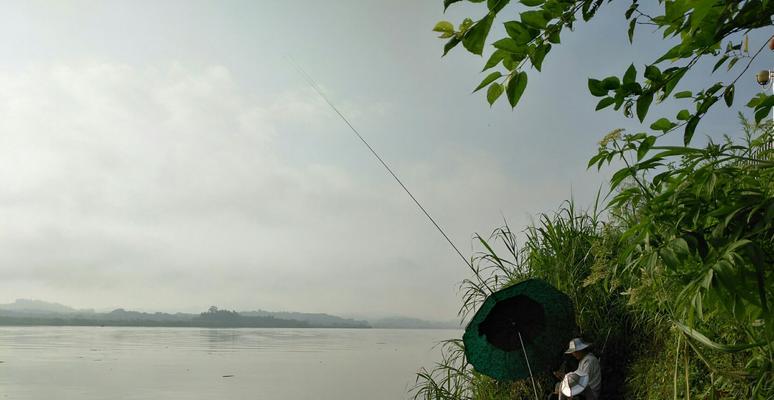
(463, 279, 577, 381)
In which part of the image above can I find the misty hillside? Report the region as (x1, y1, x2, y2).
(0, 299, 89, 314)
(241, 310, 369, 328)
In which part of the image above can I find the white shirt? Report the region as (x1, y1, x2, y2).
(576, 353, 601, 399)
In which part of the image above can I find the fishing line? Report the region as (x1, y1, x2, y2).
(287, 57, 493, 295)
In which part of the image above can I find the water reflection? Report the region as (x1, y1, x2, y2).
(0, 327, 460, 400)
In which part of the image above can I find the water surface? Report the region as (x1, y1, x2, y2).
(0, 326, 460, 399)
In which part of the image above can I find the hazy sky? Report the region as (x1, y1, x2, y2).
(0, 1, 769, 319)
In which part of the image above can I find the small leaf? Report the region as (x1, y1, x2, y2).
(644, 65, 661, 82)
(487, 83, 504, 105)
(676, 109, 691, 120)
(487, 0, 511, 12)
(623, 64, 636, 85)
(636, 92, 654, 122)
(596, 97, 615, 111)
(637, 136, 656, 161)
(462, 14, 494, 55)
(482, 50, 506, 71)
(712, 55, 729, 72)
(723, 85, 734, 107)
(529, 44, 550, 71)
(504, 21, 538, 45)
(444, 0, 463, 11)
(493, 38, 526, 55)
(684, 116, 700, 145)
(433, 21, 455, 33)
(726, 57, 739, 71)
(674, 91, 693, 99)
(588, 79, 607, 97)
(474, 71, 503, 92)
(520, 10, 548, 28)
(506, 71, 528, 108)
(520, 0, 544, 6)
(650, 118, 675, 132)
(547, 30, 561, 44)
(627, 18, 636, 43)
(602, 76, 620, 90)
(443, 36, 461, 56)
(625, 3, 638, 19)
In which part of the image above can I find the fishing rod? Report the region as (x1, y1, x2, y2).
(287, 57, 494, 295)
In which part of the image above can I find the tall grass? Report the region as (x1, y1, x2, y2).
(412, 118, 773, 399)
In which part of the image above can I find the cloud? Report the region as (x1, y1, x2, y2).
(0, 62, 597, 319)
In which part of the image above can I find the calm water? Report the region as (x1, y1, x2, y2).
(0, 327, 460, 399)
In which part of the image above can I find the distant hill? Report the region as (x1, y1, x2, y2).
(369, 316, 463, 329)
(241, 310, 369, 328)
(0, 301, 370, 329)
(0, 299, 89, 314)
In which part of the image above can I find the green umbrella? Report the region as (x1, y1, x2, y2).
(463, 278, 577, 381)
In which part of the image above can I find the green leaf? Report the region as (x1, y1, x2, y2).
(602, 76, 620, 90)
(623, 64, 636, 85)
(755, 106, 771, 123)
(655, 43, 684, 63)
(504, 21, 538, 44)
(674, 91, 693, 99)
(474, 71, 503, 92)
(644, 65, 661, 81)
(443, 36, 461, 56)
(650, 118, 675, 132)
(625, 3, 639, 19)
(588, 79, 607, 97)
(673, 321, 765, 352)
(506, 71, 528, 108)
(627, 18, 636, 43)
(676, 109, 691, 120)
(520, 10, 548, 28)
(444, 0, 463, 11)
(482, 50, 506, 71)
(662, 67, 687, 98)
(723, 85, 734, 107)
(726, 57, 739, 71)
(492, 38, 527, 55)
(529, 44, 550, 71)
(690, 0, 716, 32)
(636, 92, 654, 122)
(637, 135, 656, 161)
(547, 30, 561, 44)
(487, 82, 504, 105)
(712, 55, 729, 72)
(462, 14, 494, 55)
(520, 0, 544, 6)
(487, 0, 511, 12)
(433, 21, 455, 33)
(684, 116, 699, 145)
(596, 97, 615, 111)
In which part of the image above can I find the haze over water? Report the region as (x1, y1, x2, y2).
(0, 327, 459, 399)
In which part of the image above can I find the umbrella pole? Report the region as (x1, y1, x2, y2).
(518, 331, 540, 400)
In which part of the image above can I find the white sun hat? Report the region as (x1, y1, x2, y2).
(564, 338, 591, 354)
(560, 372, 589, 397)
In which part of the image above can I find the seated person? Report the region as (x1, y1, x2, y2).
(548, 338, 601, 400)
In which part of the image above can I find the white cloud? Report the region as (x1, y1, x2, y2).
(0, 62, 595, 319)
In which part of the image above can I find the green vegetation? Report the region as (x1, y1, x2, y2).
(415, 1, 773, 398)
(0, 305, 369, 328)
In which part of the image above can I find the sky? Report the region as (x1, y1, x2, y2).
(0, 1, 770, 320)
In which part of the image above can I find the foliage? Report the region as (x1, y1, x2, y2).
(420, 1, 773, 398)
(413, 118, 773, 399)
(435, 0, 774, 144)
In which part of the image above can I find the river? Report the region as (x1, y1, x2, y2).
(0, 326, 461, 399)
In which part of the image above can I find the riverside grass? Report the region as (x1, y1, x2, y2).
(412, 117, 773, 400)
